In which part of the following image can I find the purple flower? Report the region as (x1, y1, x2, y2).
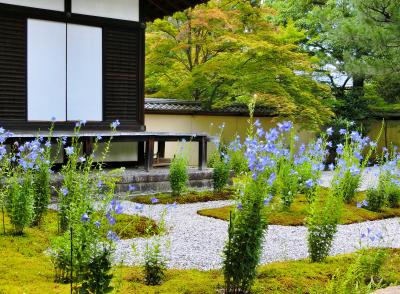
(151, 197, 159, 204)
(135, 203, 144, 211)
(336, 144, 344, 155)
(305, 179, 314, 189)
(278, 121, 292, 132)
(256, 128, 264, 138)
(106, 212, 116, 225)
(356, 202, 362, 208)
(97, 180, 103, 188)
(264, 195, 273, 206)
(111, 120, 120, 129)
(349, 165, 360, 176)
(362, 199, 368, 207)
(81, 213, 90, 222)
(339, 129, 347, 135)
(61, 187, 69, 196)
(107, 230, 119, 242)
(110, 199, 123, 214)
(326, 127, 333, 136)
(97, 135, 102, 141)
(115, 202, 123, 214)
(328, 163, 335, 171)
(79, 156, 86, 162)
(237, 203, 243, 210)
(128, 185, 136, 191)
(64, 147, 74, 156)
(94, 221, 101, 228)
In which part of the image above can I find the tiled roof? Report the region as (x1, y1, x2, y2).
(144, 98, 275, 116)
(143, 0, 208, 21)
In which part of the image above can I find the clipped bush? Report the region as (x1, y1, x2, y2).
(307, 192, 342, 262)
(213, 158, 230, 192)
(169, 154, 188, 196)
(365, 188, 385, 212)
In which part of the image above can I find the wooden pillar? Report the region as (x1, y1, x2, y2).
(145, 137, 155, 172)
(198, 136, 207, 170)
(157, 141, 165, 159)
(82, 137, 94, 157)
(138, 141, 145, 166)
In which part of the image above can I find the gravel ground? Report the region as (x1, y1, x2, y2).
(113, 168, 400, 270)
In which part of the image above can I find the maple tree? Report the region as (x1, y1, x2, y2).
(145, 0, 334, 128)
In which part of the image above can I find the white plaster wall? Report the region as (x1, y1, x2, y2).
(95, 142, 138, 162)
(27, 19, 66, 122)
(0, 0, 64, 11)
(72, 0, 139, 22)
(67, 24, 102, 121)
(144, 114, 315, 166)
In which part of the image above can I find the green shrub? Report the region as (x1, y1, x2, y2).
(277, 163, 299, 209)
(307, 192, 342, 262)
(144, 241, 167, 286)
(213, 158, 230, 192)
(228, 148, 248, 176)
(387, 187, 400, 208)
(51, 122, 122, 292)
(327, 249, 387, 293)
(333, 171, 361, 203)
(169, 154, 188, 196)
(365, 188, 385, 212)
(223, 179, 268, 293)
(207, 150, 220, 168)
(80, 247, 114, 294)
(5, 174, 35, 235)
(32, 163, 52, 226)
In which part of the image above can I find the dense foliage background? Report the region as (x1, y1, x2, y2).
(145, 0, 400, 128)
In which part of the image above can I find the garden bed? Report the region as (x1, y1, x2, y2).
(197, 190, 400, 226)
(131, 189, 234, 205)
(1, 210, 400, 294)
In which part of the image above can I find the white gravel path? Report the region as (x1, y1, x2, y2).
(114, 168, 400, 270)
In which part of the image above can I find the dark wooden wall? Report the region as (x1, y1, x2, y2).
(0, 3, 145, 132)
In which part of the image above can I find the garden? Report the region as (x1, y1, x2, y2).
(1, 116, 400, 294)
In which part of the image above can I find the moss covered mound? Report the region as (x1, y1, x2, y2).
(197, 190, 400, 226)
(131, 189, 234, 205)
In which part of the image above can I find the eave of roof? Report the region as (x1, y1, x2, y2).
(143, 0, 208, 21)
(144, 98, 276, 117)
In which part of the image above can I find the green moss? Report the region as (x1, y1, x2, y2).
(114, 214, 160, 239)
(0, 210, 159, 293)
(198, 190, 400, 225)
(1, 209, 400, 293)
(103, 249, 400, 293)
(132, 189, 234, 205)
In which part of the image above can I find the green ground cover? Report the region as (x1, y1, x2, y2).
(197, 190, 400, 226)
(131, 189, 233, 205)
(1, 208, 400, 293)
